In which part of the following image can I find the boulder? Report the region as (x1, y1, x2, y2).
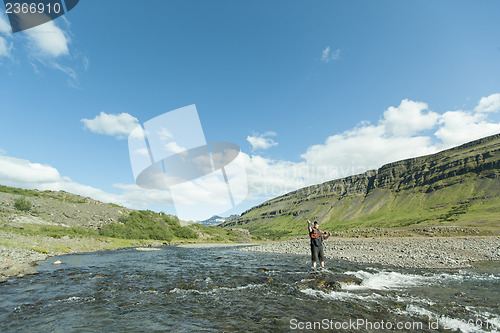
(299, 275, 342, 292)
(2, 263, 38, 278)
(337, 275, 363, 286)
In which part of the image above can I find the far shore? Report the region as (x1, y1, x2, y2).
(175, 243, 255, 248)
(2, 231, 500, 283)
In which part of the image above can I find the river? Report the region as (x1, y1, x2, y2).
(1, 245, 499, 332)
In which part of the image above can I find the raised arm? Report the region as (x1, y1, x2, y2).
(307, 220, 313, 233)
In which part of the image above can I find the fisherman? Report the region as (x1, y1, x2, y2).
(307, 220, 331, 269)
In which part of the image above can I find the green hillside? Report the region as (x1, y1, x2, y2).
(0, 187, 250, 244)
(222, 134, 500, 238)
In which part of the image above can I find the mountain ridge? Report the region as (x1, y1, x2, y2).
(221, 133, 500, 238)
(197, 215, 239, 226)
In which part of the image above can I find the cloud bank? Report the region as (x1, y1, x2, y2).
(0, 154, 174, 210)
(1, 93, 499, 217)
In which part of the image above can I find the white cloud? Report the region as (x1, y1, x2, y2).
(3, 15, 81, 82)
(0, 14, 10, 34)
(0, 14, 13, 58)
(0, 36, 12, 58)
(51, 62, 77, 80)
(242, 153, 307, 199)
(301, 125, 438, 183)
(381, 99, 439, 136)
(475, 93, 500, 113)
(0, 14, 84, 84)
(83, 56, 89, 71)
(169, 174, 233, 207)
(112, 183, 174, 209)
(435, 110, 500, 147)
(435, 93, 500, 146)
(156, 127, 186, 153)
(247, 131, 278, 151)
(164, 142, 186, 154)
(134, 148, 150, 156)
(81, 112, 139, 139)
(0, 154, 174, 211)
(0, 156, 62, 185)
(25, 20, 69, 58)
(159, 127, 173, 140)
(321, 46, 341, 63)
(129, 125, 148, 139)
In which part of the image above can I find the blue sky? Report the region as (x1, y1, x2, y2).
(1, 1, 500, 221)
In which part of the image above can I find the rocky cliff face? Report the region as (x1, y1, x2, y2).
(372, 134, 500, 192)
(222, 134, 500, 235)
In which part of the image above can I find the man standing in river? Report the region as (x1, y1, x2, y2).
(307, 220, 330, 269)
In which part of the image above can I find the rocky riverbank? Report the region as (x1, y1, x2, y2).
(239, 236, 500, 269)
(0, 231, 149, 282)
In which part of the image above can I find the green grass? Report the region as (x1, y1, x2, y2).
(31, 247, 50, 254)
(190, 223, 249, 243)
(320, 179, 499, 232)
(0, 185, 39, 197)
(0, 224, 99, 238)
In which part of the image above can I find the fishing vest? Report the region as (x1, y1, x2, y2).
(310, 227, 323, 246)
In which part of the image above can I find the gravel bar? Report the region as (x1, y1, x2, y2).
(239, 237, 500, 269)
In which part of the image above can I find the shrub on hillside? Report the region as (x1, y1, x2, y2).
(162, 215, 181, 227)
(99, 210, 174, 241)
(174, 226, 199, 239)
(162, 215, 198, 239)
(14, 196, 32, 211)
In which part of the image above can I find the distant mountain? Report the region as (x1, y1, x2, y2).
(198, 214, 239, 226)
(220, 133, 500, 238)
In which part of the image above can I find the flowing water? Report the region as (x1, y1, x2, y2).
(0, 245, 499, 332)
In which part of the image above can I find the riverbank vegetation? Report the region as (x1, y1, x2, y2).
(0, 184, 252, 244)
(1, 210, 247, 244)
